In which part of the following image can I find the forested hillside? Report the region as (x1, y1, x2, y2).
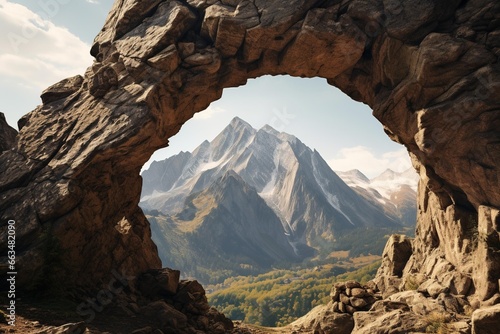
(207, 261, 381, 327)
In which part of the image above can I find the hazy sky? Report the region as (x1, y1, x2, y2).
(1, 0, 412, 178)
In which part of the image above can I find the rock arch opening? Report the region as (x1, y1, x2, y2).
(137, 74, 422, 327)
(139, 74, 416, 287)
(0, 0, 498, 313)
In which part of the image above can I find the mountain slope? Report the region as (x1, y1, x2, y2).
(147, 171, 314, 283)
(336, 168, 418, 226)
(141, 118, 400, 237)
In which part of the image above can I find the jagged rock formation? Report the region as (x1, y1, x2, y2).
(0, 112, 17, 152)
(134, 268, 234, 334)
(0, 0, 499, 329)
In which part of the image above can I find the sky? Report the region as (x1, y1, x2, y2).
(0, 0, 412, 178)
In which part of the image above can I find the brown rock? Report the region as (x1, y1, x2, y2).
(353, 301, 425, 334)
(373, 275, 402, 298)
(472, 304, 500, 334)
(345, 281, 362, 289)
(437, 293, 462, 314)
(288, 304, 353, 334)
(377, 234, 413, 278)
(339, 293, 350, 305)
(0, 112, 17, 152)
(418, 279, 449, 298)
(141, 300, 188, 331)
(33, 322, 87, 334)
(388, 290, 445, 316)
(175, 280, 210, 315)
(330, 286, 341, 300)
(351, 288, 367, 298)
(441, 271, 473, 296)
(339, 302, 347, 313)
(345, 304, 356, 315)
(89, 65, 118, 98)
(131, 327, 153, 334)
(474, 206, 500, 301)
(0, 3, 498, 329)
(350, 297, 368, 309)
(138, 268, 180, 298)
(448, 321, 471, 334)
(40, 75, 83, 104)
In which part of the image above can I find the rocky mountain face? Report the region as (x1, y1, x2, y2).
(0, 0, 499, 333)
(147, 171, 310, 282)
(337, 168, 418, 226)
(141, 118, 404, 279)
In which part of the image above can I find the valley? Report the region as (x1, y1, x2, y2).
(206, 260, 381, 327)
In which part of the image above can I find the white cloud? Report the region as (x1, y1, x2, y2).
(86, 0, 100, 4)
(328, 146, 412, 178)
(193, 105, 227, 120)
(0, 0, 93, 90)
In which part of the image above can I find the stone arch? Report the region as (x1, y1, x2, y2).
(0, 0, 499, 301)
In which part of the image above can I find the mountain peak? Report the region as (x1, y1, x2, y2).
(229, 116, 253, 130)
(336, 169, 370, 184)
(260, 124, 280, 136)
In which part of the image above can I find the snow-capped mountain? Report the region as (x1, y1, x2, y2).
(336, 168, 418, 226)
(141, 117, 409, 279)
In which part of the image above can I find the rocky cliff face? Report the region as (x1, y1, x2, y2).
(0, 0, 499, 323)
(0, 112, 17, 152)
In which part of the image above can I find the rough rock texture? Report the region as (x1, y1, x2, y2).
(284, 277, 475, 334)
(287, 304, 354, 334)
(374, 234, 414, 297)
(0, 0, 498, 317)
(135, 273, 234, 334)
(329, 280, 381, 314)
(352, 300, 427, 334)
(472, 304, 500, 334)
(33, 322, 87, 334)
(0, 112, 17, 152)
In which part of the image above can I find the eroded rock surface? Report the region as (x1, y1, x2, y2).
(0, 112, 17, 152)
(0, 1, 499, 331)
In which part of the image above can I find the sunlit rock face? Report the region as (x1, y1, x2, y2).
(0, 0, 498, 304)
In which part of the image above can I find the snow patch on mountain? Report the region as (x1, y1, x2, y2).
(312, 155, 354, 225)
(337, 168, 418, 201)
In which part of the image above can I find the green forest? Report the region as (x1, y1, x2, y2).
(207, 261, 381, 327)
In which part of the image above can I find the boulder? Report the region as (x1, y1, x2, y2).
(472, 304, 500, 334)
(378, 234, 413, 277)
(330, 281, 381, 313)
(138, 268, 180, 298)
(287, 304, 354, 334)
(33, 322, 87, 334)
(352, 300, 426, 334)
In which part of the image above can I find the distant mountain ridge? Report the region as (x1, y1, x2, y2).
(336, 168, 418, 226)
(140, 117, 416, 282)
